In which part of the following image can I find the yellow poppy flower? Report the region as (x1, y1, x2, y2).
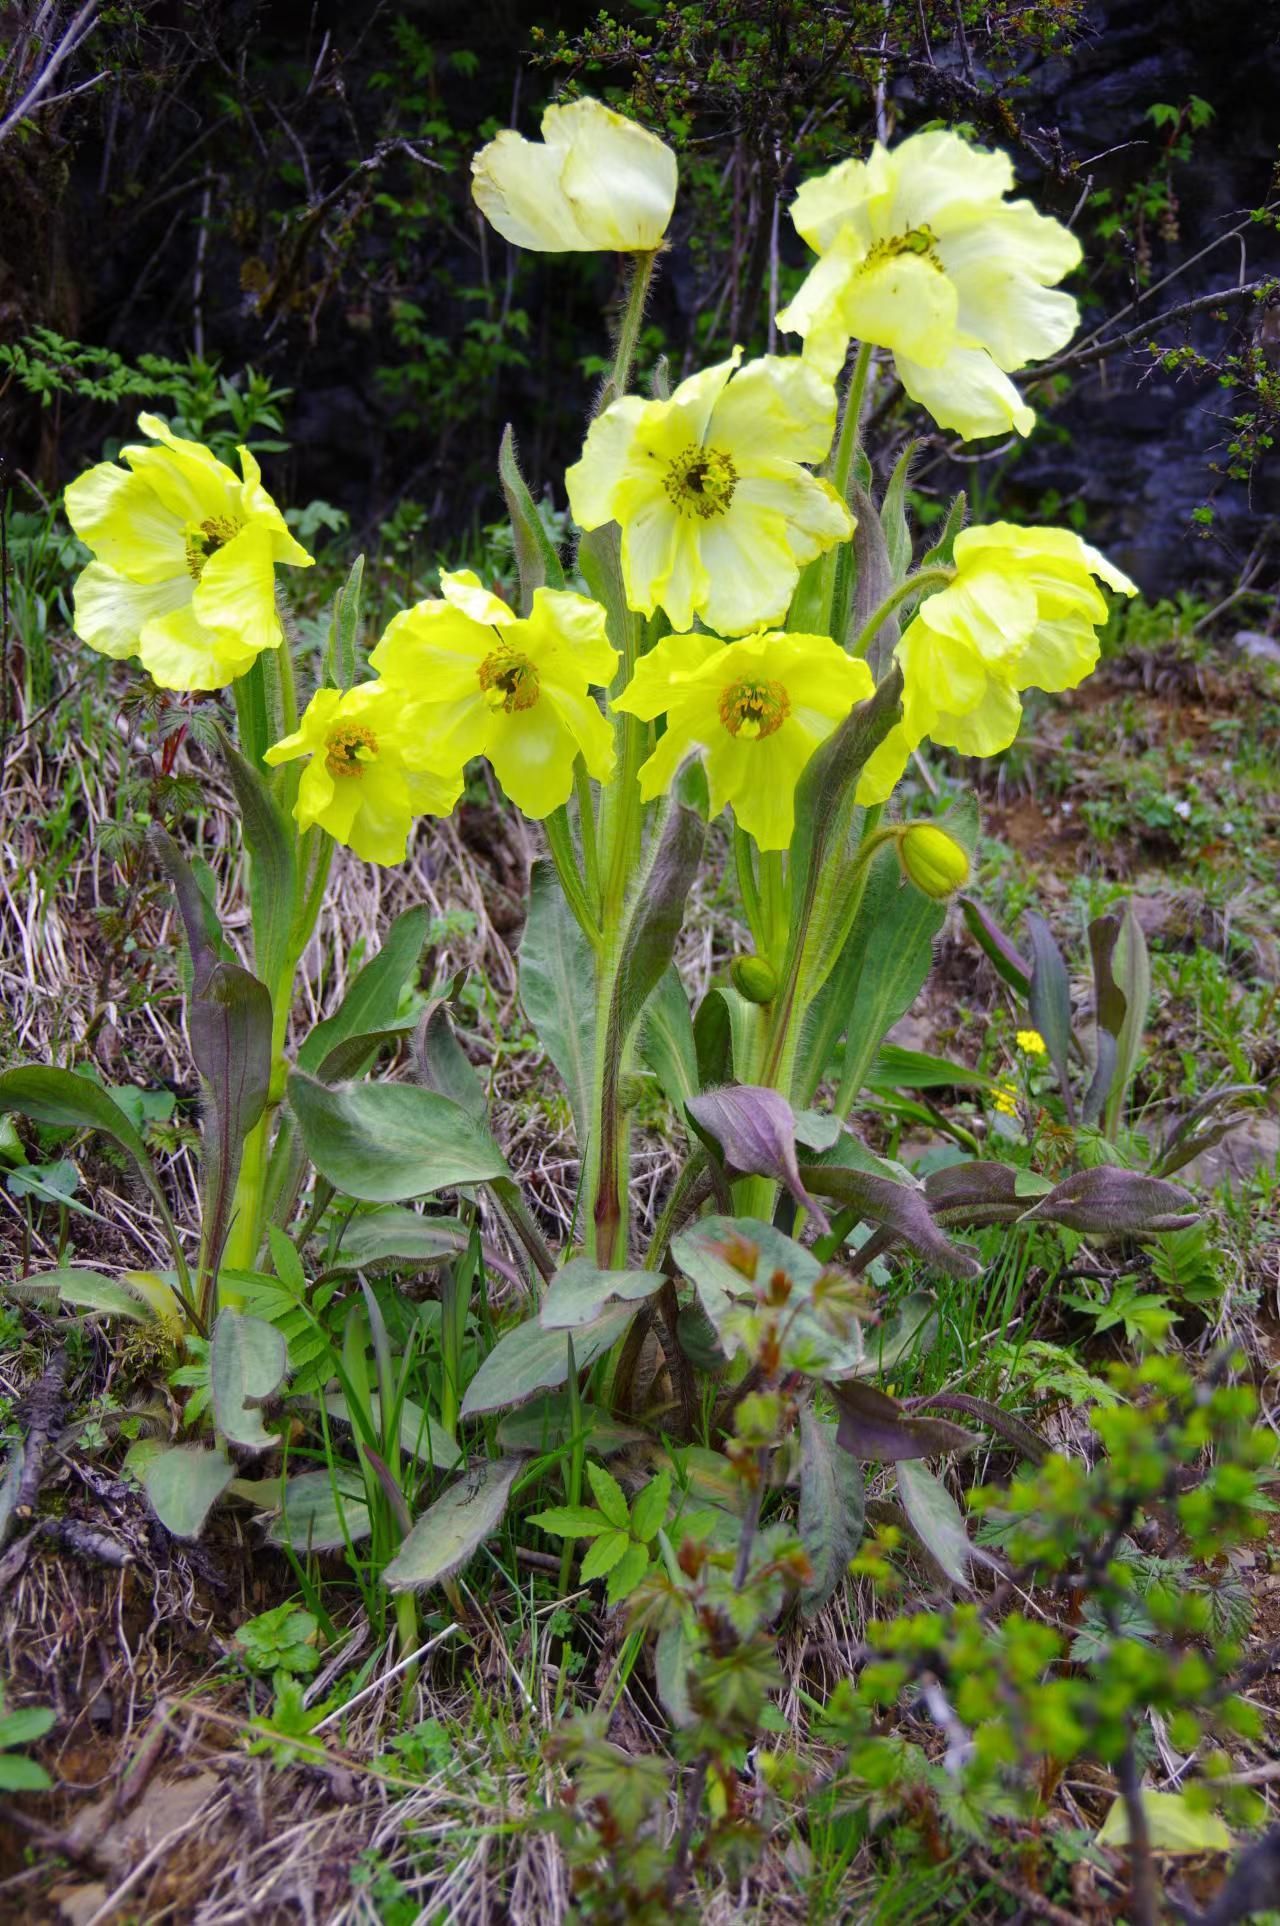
(370, 571, 618, 821)
(613, 628, 874, 850)
(856, 523, 1136, 805)
(64, 414, 312, 691)
(566, 350, 853, 635)
(776, 130, 1081, 440)
(265, 681, 461, 867)
(471, 97, 677, 252)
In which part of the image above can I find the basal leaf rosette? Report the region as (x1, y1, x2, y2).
(64, 414, 313, 691)
(614, 628, 874, 850)
(471, 97, 677, 253)
(857, 523, 1137, 803)
(265, 681, 461, 866)
(565, 350, 853, 636)
(370, 571, 619, 821)
(776, 130, 1081, 441)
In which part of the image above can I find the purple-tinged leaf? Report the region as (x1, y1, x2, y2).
(688, 1086, 830, 1232)
(1019, 1167, 1198, 1234)
(801, 1163, 981, 1278)
(831, 1380, 977, 1462)
(959, 896, 1030, 996)
(1026, 912, 1075, 1122)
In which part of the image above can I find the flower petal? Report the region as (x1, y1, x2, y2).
(138, 602, 256, 691)
(63, 462, 187, 583)
(707, 355, 839, 467)
(72, 562, 192, 661)
(565, 397, 657, 529)
(440, 569, 516, 629)
(614, 631, 725, 720)
(472, 128, 588, 250)
(484, 699, 580, 818)
(838, 249, 958, 368)
(894, 343, 1035, 440)
(192, 523, 282, 656)
(553, 99, 678, 251)
(696, 512, 806, 635)
(524, 588, 618, 687)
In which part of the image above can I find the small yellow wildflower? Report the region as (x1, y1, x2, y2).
(64, 414, 312, 691)
(613, 627, 873, 850)
(565, 349, 853, 636)
(370, 571, 618, 821)
(471, 98, 677, 253)
(991, 1079, 1020, 1119)
(776, 129, 1082, 440)
(266, 682, 462, 866)
(1016, 1028, 1047, 1057)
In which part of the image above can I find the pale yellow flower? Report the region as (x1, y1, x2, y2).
(777, 130, 1081, 440)
(566, 350, 852, 635)
(64, 414, 312, 691)
(992, 1079, 1020, 1119)
(471, 97, 677, 252)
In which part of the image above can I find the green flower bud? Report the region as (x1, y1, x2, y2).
(897, 823, 970, 899)
(730, 953, 779, 1003)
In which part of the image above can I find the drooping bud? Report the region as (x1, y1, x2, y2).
(896, 823, 970, 900)
(730, 953, 779, 1004)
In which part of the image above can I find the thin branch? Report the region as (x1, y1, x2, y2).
(1032, 279, 1272, 378)
(0, 0, 101, 148)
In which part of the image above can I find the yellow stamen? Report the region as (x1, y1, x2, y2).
(184, 514, 242, 581)
(477, 649, 540, 712)
(663, 444, 738, 520)
(325, 724, 378, 778)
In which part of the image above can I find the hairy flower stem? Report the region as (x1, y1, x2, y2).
(598, 249, 659, 414)
(849, 564, 954, 660)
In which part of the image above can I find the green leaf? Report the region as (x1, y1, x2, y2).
(879, 441, 915, 587)
(0, 1755, 52, 1791)
(539, 1256, 663, 1330)
(191, 960, 273, 1273)
(579, 1528, 630, 1582)
(142, 1445, 235, 1539)
(519, 861, 596, 1144)
(958, 896, 1031, 996)
(610, 800, 705, 1050)
(895, 1459, 972, 1588)
(9, 1267, 155, 1321)
(0, 1706, 55, 1749)
(321, 1390, 460, 1471)
(689, 1085, 832, 1232)
(629, 1470, 671, 1545)
(0, 1066, 171, 1238)
(671, 1214, 866, 1375)
(1096, 1789, 1232, 1855)
(527, 1505, 611, 1539)
(865, 1046, 993, 1093)
(638, 965, 699, 1123)
(1104, 901, 1150, 1138)
(267, 1466, 371, 1550)
(798, 1407, 865, 1613)
(210, 1308, 287, 1451)
(1026, 913, 1074, 1112)
(217, 727, 297, 991)
(326, 553, 365, 692)
(495, 1396, 647, 1458)
(585, 1461, 629, 1529)
(413, 984, 487, 1122)
(801, 1159, 980, 1279)
(383, 1456, 523, 1592)
(298, 906, 429, 1074)
(604, 1540, 650, 1605)
(459, 1306, 633, 1418)
(288, 1073, 509, 1201)
(499, 424, 564, 611)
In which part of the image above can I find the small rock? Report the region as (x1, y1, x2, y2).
(1234, 630, 1280, 666)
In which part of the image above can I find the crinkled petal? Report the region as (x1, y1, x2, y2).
(1013, 613, 1101, 694)
(192, 522, 281, 656)
(138, 602, 256, 691)
(839, 249, 958, 368)
(941, 207, 1080, 371)
(541, 682, 615, 784)
(63, 462, 187, 583)
(719, 724, 817, 851)
(920, 563, 1038, 663)
(371, 601, 495, 697)
(524, 588, 618, 686)
(855, 722, 912, 805)
(731, 464, 853, 563)
(266, 688, 343, 765)
(775, 225, 866, 379)
(472, 127, 589, 250)
(237, 446, 314, 566)
(895, 343, 1035, 441)
(484, 699, 580, 819)
(695, 510, 808, 636)
(614, 631, 725, 720)
(72, 561, 192, 661)
(880, 131, 1014, 235)
(788, 157, 876, 254)
(553, 99, 677, 251)
(565, 397, 659, 529)
(707, 354, 839, 466)
(440, 568, 516, 629)
(665, 350, 743, 445)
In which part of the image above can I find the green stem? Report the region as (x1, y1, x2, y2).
(792, 342, 874, 641)
(758, 850, 789, 968)
(827, 341, 874, 501)
(849, 566, 954, 661)
(733, 826, 766, 955)
(574, 757, 602, 917)
(599, 250, 659, 414)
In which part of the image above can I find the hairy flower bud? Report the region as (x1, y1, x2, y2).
(730, 954, 779, 1003)
(897, 824, 970, 899)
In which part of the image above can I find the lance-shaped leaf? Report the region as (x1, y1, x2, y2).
(217, 727, 298, 993)
(460, 1306, 634, 1418)
(151, 824, 226, 981)
(499, 424, 565, 611)
(848, 477, 900, 676)
(1019, 1167, 1198, 1234)
(192, 959, 273, 1272)
(612, 801, 705, 1047)
(924, 1162, 1051, 1227)
(519, 860, 596, 1145)
(298, 905, 429, 1075)
(383, 1456, 524, 1592)
(801, 1161, 981, 1278)
(539, 1257, 665, 1331)
(879, 441, 915, 589)
(9, 1267, 157, 1321)
(326, 1206, 523, 1288)
(1083, 913, 1125, 1127)
(688, 1085, 831, 1232)
(210, 1307, 288, 1451)
(142, 1445, 235, 1539)
(1104, 900, 1150, 1140)
(798, 1406, 866, 1614)
(1154, 1083, 1264, 1180)
(1026, 913, 1075, 1117)
(267, 1465, 371, 1551)
(896, 1458, 973, 1589)
(639, 965, 699, 1126)
(959, 896, 1031, 996)
(326, 553, 364, 692)
(901, 1391, 1048, 1464)
(288, 1073, 508, 1202)
(832, 1381, 977, 1462)
(412, 977, 487, 1122)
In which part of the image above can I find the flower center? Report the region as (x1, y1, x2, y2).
(664, 444, 738, 520)
(325, 724, 378, 778)
(184, 515, 242, 580)
(477, 649, 540, 712)
(862, 224, 942, 273)
(718, 677, 791, 740)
